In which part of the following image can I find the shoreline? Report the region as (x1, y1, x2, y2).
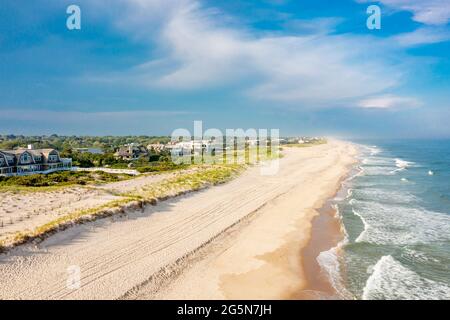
(296, 158, 359, 300)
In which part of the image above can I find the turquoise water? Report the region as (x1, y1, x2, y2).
(330, 140, 450, 300)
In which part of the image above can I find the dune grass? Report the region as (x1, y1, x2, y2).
(1, 164, 244, 251)
(0, 170, 134, 193)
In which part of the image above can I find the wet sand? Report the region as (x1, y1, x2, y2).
(295, 199, 346, 299)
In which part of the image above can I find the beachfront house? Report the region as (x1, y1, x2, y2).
(166, 139, 223, 157)
(147, 143, 166, 153)
(114, 143, 149, 161)
(0, 145, 72, 176)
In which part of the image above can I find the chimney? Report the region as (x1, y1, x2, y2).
(27, 144, 34, 150)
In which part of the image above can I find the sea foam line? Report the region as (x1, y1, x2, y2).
(352, 208, 369, 243)
(316, 204, 354, 299)
(362, 255, 450, 300)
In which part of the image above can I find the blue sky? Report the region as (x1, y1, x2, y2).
(0, 0, 449, 138)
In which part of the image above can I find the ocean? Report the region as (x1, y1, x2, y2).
(323, 139, 450, 300)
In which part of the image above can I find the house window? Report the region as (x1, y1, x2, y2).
(22, 154, 30, 162)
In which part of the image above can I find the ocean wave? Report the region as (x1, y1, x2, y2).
(344, 165, 365, 182)
(395, 158, 414, 169)
(352, 209, 369, 243)
(368, 146, 381, 156)
(316, 205, 355, 299)
(351, 188, 418, 204)
(362, 157, 394, 166)
(333, 187, 354, 202)
(317, 243, 354, 300)
(362, 255, 450, 300)
(402, 247, 441, 265)
(361, 166, 396, 176)
(357, 145, 382, 157)
(390, 158, 415, 173)
(351, 200, 450, 245)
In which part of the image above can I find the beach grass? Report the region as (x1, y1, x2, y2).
(0, 170, 134, 190)
(1, 164, 245, 250)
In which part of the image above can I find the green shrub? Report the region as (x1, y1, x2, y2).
(0, 171, 132, 188)
(136, 161, 188, 173)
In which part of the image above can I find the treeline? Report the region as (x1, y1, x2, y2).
(61, 148, 173, 168)
(0, 135, 171, 152)
(0, 135, 174, 169)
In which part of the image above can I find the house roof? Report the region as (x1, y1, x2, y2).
(1, 148, 57, 154)
(0, 150, 15, 157)
(0, 148, 59, 164)
(115, 145, 148, 157)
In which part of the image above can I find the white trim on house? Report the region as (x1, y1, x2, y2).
(0, 148, 72, 177)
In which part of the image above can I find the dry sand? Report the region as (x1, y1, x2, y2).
(0, 140, 356, 300)
(0, 169, 199, 245)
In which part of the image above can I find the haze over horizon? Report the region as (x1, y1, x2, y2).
(1, 0, 449, 138)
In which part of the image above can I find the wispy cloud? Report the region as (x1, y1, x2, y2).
(358, 95, 421, 109)
(85, 0, 405, 108)
(358, 0, 450, 25)
(283, 17, 344, 35)
(394, 27, 450, 47)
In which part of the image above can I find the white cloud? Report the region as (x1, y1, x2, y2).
(394, 27, 450, 47)
(85, 0, 406, 108)
(283, 17, 344, 35)
(358, 95, 421, 109)
(358, 0, 450, 25)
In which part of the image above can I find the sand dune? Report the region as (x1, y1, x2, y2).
(0, 169, 200, 245)
(0, 141, 356, 299)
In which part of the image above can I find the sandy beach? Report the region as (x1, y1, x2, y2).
(0, 168, 201, 246)
(0, 140, 357, 300)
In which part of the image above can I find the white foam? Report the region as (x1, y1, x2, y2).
(333, 187, 354, 202)
(403, 247, 441, 264)
(368, 146, 381, 156)
(315, 205, 355, 299)
(390, 158, 415, 174)
(395, 158, 414, 169)
(362, 157, 393, 166)
(362, 255, 450, 300)
(316, 206, 354, 299)
(351, 200, 450, 245)
(352, 188, 418, 204)
(353, 209, 369, 243)
(345, 165, 364, 182)
(362, 166, 396, 176)
(346, 188, 353, 199)
(317, 244, 354, 299)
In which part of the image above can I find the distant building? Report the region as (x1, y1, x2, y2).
(114, 143, 149, 161)
(166, 139, 223, 156)
(147, 143, 166, 153)
(74, 147, 104, 155)
(0, 145, 72, 176)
